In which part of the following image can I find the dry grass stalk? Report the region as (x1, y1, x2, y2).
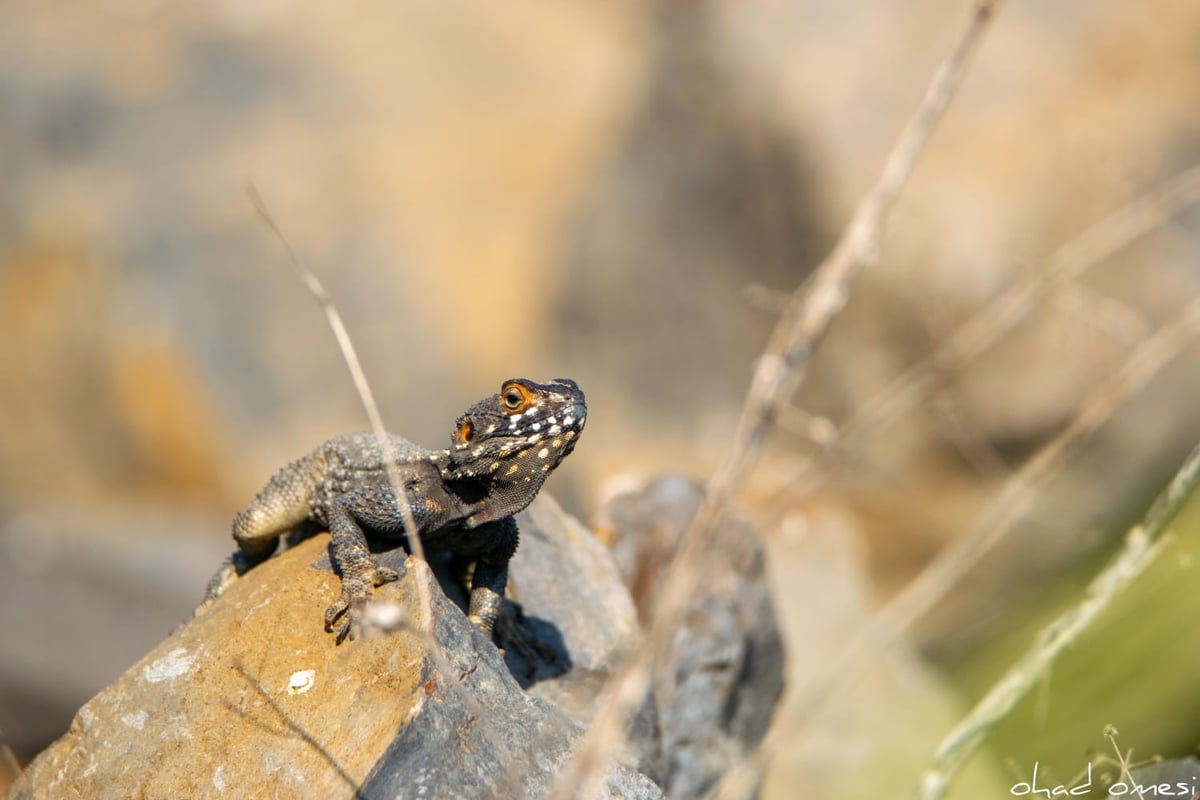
(549, 2, 1005, 798)
(248, 187, 432, 618)
(249, 188, 527, 799)
(712, 271, 1200, 798)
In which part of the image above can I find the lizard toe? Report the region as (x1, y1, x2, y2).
(325, 574, 375, 643)
(324, 597, 349, 632)
(325, 599, 357, 644)
(332, 613, 353, 644)
(373, 564, 400, 585)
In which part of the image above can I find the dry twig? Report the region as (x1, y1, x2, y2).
(248, 188, 527, 799)
(550, 2, 1004, 797)
(248, 187, 431, 600)
(713, 280, 1200, 798)
(694, 25, 1200, 800)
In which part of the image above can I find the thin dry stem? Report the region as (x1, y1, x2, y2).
(716, 285, 1200, 796)
(720, 0, 1000, 495)
(247, 187, 430, 581)
(248, 188, 527, 800)
(707, 68, 1200, 800)
(910, 436, 1200, 799)
(550, 2, 1003, 797)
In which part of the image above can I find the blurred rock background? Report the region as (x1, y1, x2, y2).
(2, 1, 1199, 797)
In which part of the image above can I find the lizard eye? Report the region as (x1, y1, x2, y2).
(501, 381, 532, 413)
(455, 419, 474, 445)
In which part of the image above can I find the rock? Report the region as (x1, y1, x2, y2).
(509, 495, 641, 679)
(10, 496, 662, 800)
(504, 496, 664, 783)
(597, 475, 786, 799)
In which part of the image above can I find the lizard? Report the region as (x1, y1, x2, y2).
(209, 377, 586, 643)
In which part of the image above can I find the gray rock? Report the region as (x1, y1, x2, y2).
(598, 474, 786, 799)
(359, 552, 659, 800)
(505, 496, 663, 784)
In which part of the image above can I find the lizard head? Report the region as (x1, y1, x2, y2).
(440, 378, 587, 490)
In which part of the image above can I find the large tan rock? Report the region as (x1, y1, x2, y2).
(10, 498, 662, 800)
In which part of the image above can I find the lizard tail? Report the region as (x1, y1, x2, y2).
(232, 451, 324, 558)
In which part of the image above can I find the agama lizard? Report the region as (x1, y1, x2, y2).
(211, 378, 586, 643)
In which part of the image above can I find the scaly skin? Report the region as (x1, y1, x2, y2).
(218, 378, 586, 643)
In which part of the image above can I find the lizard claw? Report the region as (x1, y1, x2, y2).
(324, 561, 402, 643)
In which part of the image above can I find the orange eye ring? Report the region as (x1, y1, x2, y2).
(500, 381, 533, 413)
(455, 418, 474, 444)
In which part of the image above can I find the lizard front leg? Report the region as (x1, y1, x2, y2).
(464, 517, 519, 636)
(323, 501, 400, 643)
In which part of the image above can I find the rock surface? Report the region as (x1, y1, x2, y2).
(598, 474, 786, 799)
(10, 496, 662, 800)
